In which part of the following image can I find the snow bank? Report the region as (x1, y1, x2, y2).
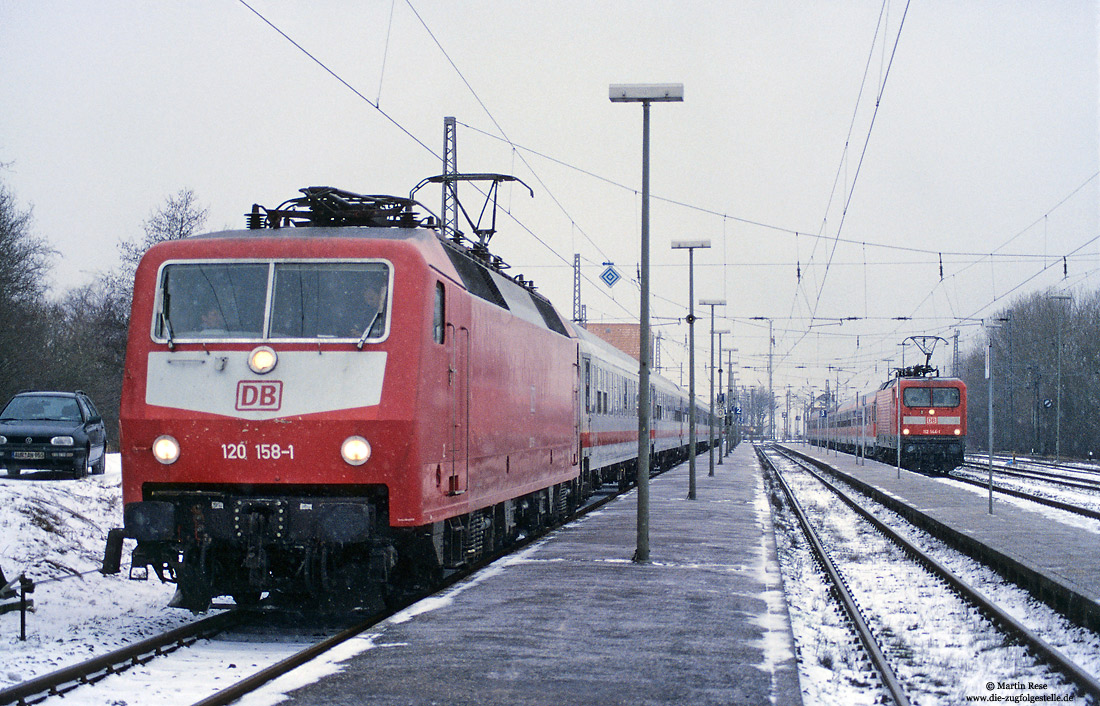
(0, 455, 194, 687)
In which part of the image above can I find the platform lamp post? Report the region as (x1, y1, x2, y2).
(750, 317, 774, 440)
(984, 319, 1003, 514)
(1049, 293, 1072, 463)
(672, 239, 710, 500)
(895, 341, 907, 479)
(724, 348, 738, 456)
(611, 83, 683, 563)
(702, 318, 729, 474)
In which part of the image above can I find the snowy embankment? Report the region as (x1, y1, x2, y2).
(0, 455, 194, 687)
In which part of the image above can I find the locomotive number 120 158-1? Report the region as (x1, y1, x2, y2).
(221, 443, 296, 460)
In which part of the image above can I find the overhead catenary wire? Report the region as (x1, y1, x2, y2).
(236, 0, 639, 322)
(807, 0, 912, 324)
(237, 0, 1096, 396)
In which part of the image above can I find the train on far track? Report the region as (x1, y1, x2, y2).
(806, 363, 967, 473)
(117, 176, 711, 612)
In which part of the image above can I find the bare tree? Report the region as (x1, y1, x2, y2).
(111, 188, 208, 303)
(36, 282, 129, 448)
(961, 288, 1100, 459)
(0, 179, 55, 402)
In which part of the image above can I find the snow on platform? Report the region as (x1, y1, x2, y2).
(253, 444, 803, 706)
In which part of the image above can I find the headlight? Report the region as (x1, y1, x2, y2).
(248, 346, 278, 374)
(954, 428, 961, 436)
(0, 435, 6, 444)
(902, 428, 910, 435)
(152, 435, 181, 464)
(341, 436, 371, 466)
(51, 436, 74, 446)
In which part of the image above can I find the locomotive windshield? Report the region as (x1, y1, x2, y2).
(155, 261, 390, 342)
(902, 386, 960, 408)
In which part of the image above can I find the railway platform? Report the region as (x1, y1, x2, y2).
(788, 443, 1100, 630)
(260, 443, 803, 705)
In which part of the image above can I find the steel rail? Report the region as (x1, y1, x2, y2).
(968, 454, 1100, 478)
(959, 460, 1100, 492)
(0, 609, 244, 706)
(756, 446, 912, 706)
(772, 445, 1100, 701)
(952, 464, 1100, 520)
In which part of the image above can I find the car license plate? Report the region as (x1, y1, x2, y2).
(13, 451, 45, 460)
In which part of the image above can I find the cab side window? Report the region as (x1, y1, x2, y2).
(433, 282, 445, 344)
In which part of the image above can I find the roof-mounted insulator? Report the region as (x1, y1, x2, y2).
(247, 204, 264, 230)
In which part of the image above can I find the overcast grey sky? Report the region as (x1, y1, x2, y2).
(2, 1, 1097, 401)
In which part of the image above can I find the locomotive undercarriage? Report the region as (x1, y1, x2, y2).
(125, 477, 593, 613)
(890, 438, 965, 474)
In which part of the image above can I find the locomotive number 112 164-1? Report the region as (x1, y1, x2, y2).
(221, 443, 296, 460)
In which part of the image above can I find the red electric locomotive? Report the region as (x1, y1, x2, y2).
(120, 182, 704, 611)
(806, 363, 967, 473)
(121, 185, 594, 610)
(874, 366, 967, 471)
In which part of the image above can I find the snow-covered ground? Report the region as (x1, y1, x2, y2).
(0, 455, 367, 705)
(0, 456, 197, 687)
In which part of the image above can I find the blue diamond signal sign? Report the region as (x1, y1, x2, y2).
(600, 266, 621, 288)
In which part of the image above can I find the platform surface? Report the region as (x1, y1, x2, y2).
(792, 443, 1100, 608)
(272, 444, 803, 706)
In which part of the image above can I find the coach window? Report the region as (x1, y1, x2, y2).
(584, 360, 591, 413)
(433, 282, 445, 344)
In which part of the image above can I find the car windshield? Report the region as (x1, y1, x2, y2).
(1, 396, 82, 422)
(156, 261, 390, 342)
(903, 386, 960, 408)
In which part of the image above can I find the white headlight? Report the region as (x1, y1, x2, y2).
(0, 436, 6, 444)
(341, 436, 371, 466)
(152, 435, 181, 464)
(51, 436, 74, 446)
(248, 346, 278, 374)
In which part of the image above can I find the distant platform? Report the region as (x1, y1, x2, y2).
(271, 443, 803, 705)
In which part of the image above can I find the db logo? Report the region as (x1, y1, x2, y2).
(236, 381, 283, 411)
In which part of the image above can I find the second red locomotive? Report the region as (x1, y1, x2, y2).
(806, 364, 967, 473)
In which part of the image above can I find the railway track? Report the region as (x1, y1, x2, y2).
(0, 610, 245, 706)
(960, 458, 1100, 492)
(758, 444, 1100, 704)
(954, 460, 1100, 520)
(0, 480, 630, 706)
(975, 454, 1100, 478)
